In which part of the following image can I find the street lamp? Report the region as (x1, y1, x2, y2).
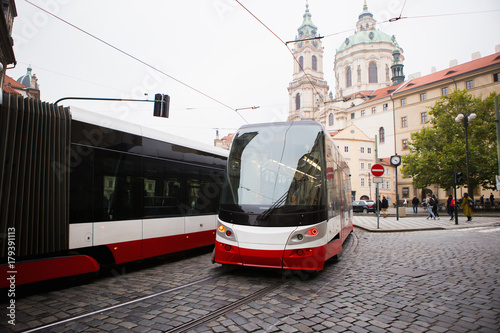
(455, 112, 476, 194)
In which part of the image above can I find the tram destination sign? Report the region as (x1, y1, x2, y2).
(371, 164, 385, 177)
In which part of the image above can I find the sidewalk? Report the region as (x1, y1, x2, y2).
(353, 207, 500, 232)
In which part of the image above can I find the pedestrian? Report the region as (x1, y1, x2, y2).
(490, 193, 495, 208)
(412, 196, 419, 214)
(461, 193, 474, 221)
(381, 196, 389, 218)
(446, 195, 455, 220)
(432, 194, 440, 220)
(425, 193, 436, 220)
(403, 198, 407, 207)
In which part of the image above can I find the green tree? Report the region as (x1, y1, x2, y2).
(401, 89, 498, 191)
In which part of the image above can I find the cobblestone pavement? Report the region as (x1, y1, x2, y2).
(2, 223, 500, 332)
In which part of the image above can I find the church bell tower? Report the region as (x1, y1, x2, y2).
(287, 1, 329, 122)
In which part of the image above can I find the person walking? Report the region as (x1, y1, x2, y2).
(412, 196, 420, 214)
(432, 194, 440, 220)
(461, 193, 474, 221)
(446, 195, 455, 220)
(425, 193, 436, 220)
(490, 193, 495, 209)
(381, 196, 389, 218)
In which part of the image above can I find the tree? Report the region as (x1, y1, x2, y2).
(401, 89, 498, 191)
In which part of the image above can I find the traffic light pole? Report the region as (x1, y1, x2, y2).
(454, 172, 459, 225)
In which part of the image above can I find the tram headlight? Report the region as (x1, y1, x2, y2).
(297, 234, 304, 240)
(307, 228, 318, 236)
(218, 224, 225, 233)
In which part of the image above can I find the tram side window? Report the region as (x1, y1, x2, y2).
(184, 166, 224, 215)
(143, 158, 182, 217)
(96, 150, 143, 221)
(70, 146, 94, 223)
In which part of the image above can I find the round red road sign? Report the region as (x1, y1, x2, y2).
(371, 163, 385, 177)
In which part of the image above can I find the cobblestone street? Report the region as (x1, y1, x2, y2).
(2, 218, 499, 332)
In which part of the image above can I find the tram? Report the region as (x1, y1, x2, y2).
(213, 121, 352, 271)
(0, 96, 227, 288)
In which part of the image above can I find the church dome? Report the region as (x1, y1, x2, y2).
(17, 66, 33, 87)
(338, 30, 399, 52)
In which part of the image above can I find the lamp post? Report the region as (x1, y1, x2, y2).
(455, 112, 476, 194)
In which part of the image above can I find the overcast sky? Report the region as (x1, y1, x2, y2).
(7, 0, 500, 146)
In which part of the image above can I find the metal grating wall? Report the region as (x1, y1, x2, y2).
(0, 93, 71, 259)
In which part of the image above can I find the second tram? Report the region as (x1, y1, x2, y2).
(214, 121, 352, 271)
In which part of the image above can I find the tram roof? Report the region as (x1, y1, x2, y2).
(69, 106, 228, 157)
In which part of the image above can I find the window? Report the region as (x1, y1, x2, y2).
(401, 98, 407, 106)
(421, 112, 427, 123)
(379, 127, 385, 143)
(386, 181, 391, 190)
(368, 163, 372, 170)
(329, 113, 334, 126)
(401, 116, 408, 127)
(494, 73, 500, 82)
(442, 87, 449, 95)
(346, 66, 352, 87)
(367, 147, 372, 154)
(360, 147, 365, 153)
(402, 139, 408, 150)
(295, 93, 300, 110)
(361, 162, 365, 169)
(466, 80, 474, 89)
(344, 146, 349, 153)
(361, 110, 365, 117)
(420, 93, 426, 101)
(312, 55, 317, 71)
(368, 62, 378, 83)
(402, 187, 409, 198)
(351, 112, 355, 119)
(361, 178, 365, 187)
(371, 107, 376, 114)
(383, 103, 388, 111)
(299, 56, 304, 70)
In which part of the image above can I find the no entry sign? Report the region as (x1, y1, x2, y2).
(371, 163, 385, 177)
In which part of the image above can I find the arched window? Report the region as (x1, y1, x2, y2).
(299, 56, 304, 70)
(369, 62, 378, 83)
(329, 113, 334, 126)
(379, 127, 385, 143)
(295, 93, 301, 110)
(346, 66, 352, 87)
(312, 55, 317, 71)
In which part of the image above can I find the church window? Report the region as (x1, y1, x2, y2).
(361, 110, 365, 117)
(402, 139, 408, 150)
(344, 146, 349, 153)
(383, 103, 388, 111)
(346, 67, 352, 87)
(351, 112, 355, 119)
(329, 113, 334, 126)
(494, 73, 500, 82)
(466, 80, 474, 89)
(371, 107, 376, 114)
(299, 56, 304, 70)
(401, 98, 407, 106)
(442, 87, 449, 96)
(379, 127, 385, 143)
(295, 93, 300, 110)
(369, 62, 378, 83)
(420, 93, 426, 101)
(312, 55, 317, 71)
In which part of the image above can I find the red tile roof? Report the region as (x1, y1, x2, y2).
(396, 52, 500, 94)
(4, 75, 25, 89)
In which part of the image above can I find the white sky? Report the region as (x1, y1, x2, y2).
(7, 0, 500, 146)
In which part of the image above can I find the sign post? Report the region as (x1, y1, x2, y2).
(371, 164, 385, 229)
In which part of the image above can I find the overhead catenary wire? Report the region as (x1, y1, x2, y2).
(23, 0, 249, 124)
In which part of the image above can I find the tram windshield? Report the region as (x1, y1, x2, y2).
(221, 122, 326, 220)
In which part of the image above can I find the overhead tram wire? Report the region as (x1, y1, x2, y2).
(23, 0, 248, 124)
(234, 0, 327, 107)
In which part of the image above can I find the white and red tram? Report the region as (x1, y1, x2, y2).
(213, 121, 352, 271)
(0, 102, 227, 288)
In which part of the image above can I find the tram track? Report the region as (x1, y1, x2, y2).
(20, 231, 360, 333)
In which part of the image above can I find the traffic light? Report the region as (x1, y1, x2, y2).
(454, 172, 463, 184)
(153, 93, 170, 118)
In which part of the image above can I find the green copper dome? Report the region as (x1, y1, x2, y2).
(296, 2, 318, 40)
(338, 30, 399, 52)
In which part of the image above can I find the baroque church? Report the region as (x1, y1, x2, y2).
(287, 1, 500, 203)
(288, 1, 404, 131)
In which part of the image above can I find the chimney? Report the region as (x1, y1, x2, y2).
(495, 44, 500, 53)
(431, 66, 436, 73)
(449, 59, 458, 67)
(471, 52, 481, 60)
